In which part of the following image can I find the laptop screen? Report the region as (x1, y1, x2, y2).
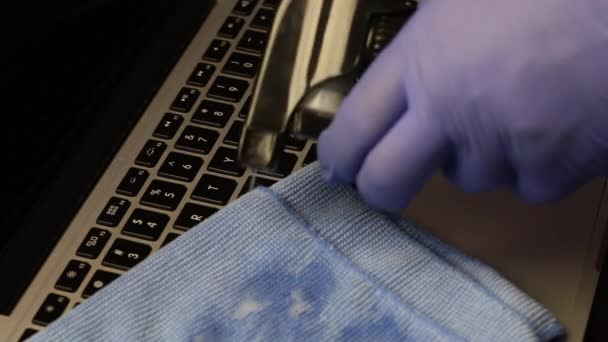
(0, 0, 188, 315)
(0, 1, 126, 251)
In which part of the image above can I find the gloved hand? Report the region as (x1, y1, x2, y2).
(317, 0, 608, 211)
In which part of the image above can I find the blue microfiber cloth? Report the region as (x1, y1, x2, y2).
(30, 163, 565, 341)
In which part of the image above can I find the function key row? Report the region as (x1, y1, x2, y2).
(117, 168, 149, 197)
(218, 19, 269, 48)
(232, 0, 276, 31)
(262, 0, 280, 10)
(171, 0, 277, 121)
(251, 8, 274, 30)
(185, 52, 260, 90)
(153, 113, 183, 140)
(97, 197, 130, 227)
(233, 0, 281, 16)
(169, 78, 248, 113)
(77, 228, 111, 259)
(187, 63, 215, 87)
(218, 16, 245, 39)
(155, 100, 235, 145)
(204, 39, 230, 62)
(170, 87, 200, 113)
(232, 0, 258, 16)
(135, 140, 167, 168)
(32, 294, 69, 327)
(55, 260, 91, 293)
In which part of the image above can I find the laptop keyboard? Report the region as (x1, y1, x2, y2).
(19, 0, 318, 338)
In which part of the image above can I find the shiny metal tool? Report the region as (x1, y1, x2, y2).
(238, 0, 417, 170)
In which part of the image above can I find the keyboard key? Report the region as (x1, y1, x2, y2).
(161, 232, 181, 247)
(238, 96, 251, 119)
(32, 294, 69, 326)
(251, 8, 275, 30)
(82, 270, 120, 299)
(207, 76, 249, 103)
(158, 152, 203, 182)
(116, 168, 149, 197)
(96, 197, 130, 227)
(153, 113, 183, 140)
(263, 0, 280, 9)
(237, 30, 267, 54)
(257, 152, 297, 178)
(224, 120, 243, 146)
(170, 87, 200, 113)
(283, 134, 306, 151)
(102, 238, 151, 271)
(174, 203, 219, 231)
(122, 208, 169, 241)
(218, 16, 245, 38)
(203, 39, 230, 62)
(192, 100, 234, 128)
(192, 174, 237, 205)
(135, 140, 167, 167)
(233, 0, 258, 16)
(239, 176, 277, 197)
(54, 260, 91, 293)
(76, 228, 111, 259)
(187, 63, 216, 87)
(18, 328, 38, 341)
(208, 147, 245, 177)
(302, 143, 317, 166)
(141, 180, 187, 211)
(175, 125, 219, 155)
(223, 52, 260, 78)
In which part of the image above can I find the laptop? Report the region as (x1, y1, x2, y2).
(0, 0, 605, 341)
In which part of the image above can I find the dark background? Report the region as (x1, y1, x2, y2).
(0, 0, 213, 315)
(0, 0, 170, 248)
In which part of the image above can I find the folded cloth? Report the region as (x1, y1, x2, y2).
(30, 163, 565, 341)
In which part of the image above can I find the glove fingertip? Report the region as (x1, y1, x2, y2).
(356, 169, 415, 212)
(318, 130, 352, 184)
(354, 110, 448, 211)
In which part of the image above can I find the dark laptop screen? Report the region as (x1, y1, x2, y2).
(1, 1, 98, 249)
(1, 0, 137, 251)
(0, 0, 152, 314)
(0, 0, 213, 315)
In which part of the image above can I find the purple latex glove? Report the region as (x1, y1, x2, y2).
(318, 0, 608, 211)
